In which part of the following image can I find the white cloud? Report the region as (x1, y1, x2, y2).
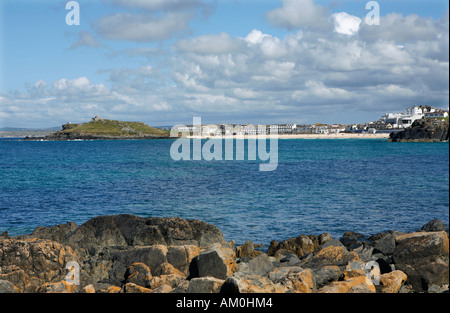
(244, 29, 271, 44)
(332, 12, 361, 36)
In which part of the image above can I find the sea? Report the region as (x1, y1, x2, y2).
(0, 138, 448, 246)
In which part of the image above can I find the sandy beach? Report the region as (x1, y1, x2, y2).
(187, 133, 391, 139)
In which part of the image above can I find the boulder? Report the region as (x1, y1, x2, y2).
(235, 241, 263, 258)
(378, 270, 407, 293)
(393, 231, 449, 292)
(318, 233, 333, 246)
(373, 233, 396, 255)
(0, 238, 81, 292)
(122, 282, 152, 293)
(237, 254, 274, 276)
(311, 266, 340, 289)
(189, 244, 237, 280)
(221, 273, 285, 293)
(149, 274, 185, 290)
(186, 277, 225, 293)
(30, 222, 79, 243)
(105, 245, 197, 286)
(318, 275, 376, 293)
(268, 267, 315, 293)
(151, 284, 173, 293)
(153, 262, 185, 277)
(340, 231, 365, 249)
(419, 219, 447, 232)
(302, 245, 360, 275)
(268, 235, 318, 259)
(63, 215, 227, 249)
(36, 280, 78, 293)
(124, 263, 152, 288)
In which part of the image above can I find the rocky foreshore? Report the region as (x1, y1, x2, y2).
(0, 214, 448, 294)
(389, 118, 449, 142)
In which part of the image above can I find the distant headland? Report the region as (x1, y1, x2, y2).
(23, 116, 170, 141)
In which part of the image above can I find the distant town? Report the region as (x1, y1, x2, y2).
(173, 105, 449, 136)
(1, 105, 448, 138)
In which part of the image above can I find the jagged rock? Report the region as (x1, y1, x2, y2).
(186, 277, 225, 293)
(389, 118, 449, 142)
(318, 238, 345, 250)
(373, 233, 396, 255)
(36, 281, 78, 293)
(301, 245, 360, 275)
(122, 282, 152, 293)
(311, 266, 340, 289)
(268, 235, 318, 259)
(419, 219, 447, 232)
(235, 241, 263, 258)
(318, 275, 376, 293)
(0, 238, 81, 292)
(237, 254, 274, 276)
(343, 261, 367, 280)
(268, 267, 316, 293)
(81, 284, 95, 293)
(149, 274, 184, 290)
(151, 284, 173, 293)
(318, 233, 333, 246)
(378, 270, 407, 293)
(62, 215, 227, 249)
(97, 285, 121, 293)
(124, 263, 152, 288)
(189, 244, 237, 280)
(30, 222, 79, 243)
(153, 262, 185, 277)
(393, 231, 449, 292)
(279, 253, 301, 266)
(340, 231, 365, 249)
(221, 273, 285, 293)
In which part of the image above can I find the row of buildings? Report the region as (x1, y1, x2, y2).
(173, 105, 448, 136)
(368, 105, 449, 130)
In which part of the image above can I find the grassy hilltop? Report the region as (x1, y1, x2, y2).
(23, 117, 171, 140)
(60, 119, 169, 137)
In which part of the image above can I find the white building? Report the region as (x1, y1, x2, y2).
(379, 105, 425, 129)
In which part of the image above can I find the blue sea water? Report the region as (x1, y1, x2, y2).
(0, 138, 448, 246)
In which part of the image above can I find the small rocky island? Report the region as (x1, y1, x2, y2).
(1, 214, 448, 293)
(389, 118, 449, 142)
(23, 116, 170, 140)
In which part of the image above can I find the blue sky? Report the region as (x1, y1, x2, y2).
(0, 0, 449, 128)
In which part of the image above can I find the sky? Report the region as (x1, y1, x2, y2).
(0, 0, 448, 128)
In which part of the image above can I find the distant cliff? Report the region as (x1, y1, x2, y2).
(389, 118, 449, 142)
(23, 118, 170, 140)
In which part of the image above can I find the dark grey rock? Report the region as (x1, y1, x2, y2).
(311, 266, 340, 289)
(373, 233, 396, 255)
(393, 231, 449, 292)
(389, 118, 449, 142)
(30, 221, 78, 243)
(238, 253, 274, 276)
(319, 238, 345, 250)
(61, 214, 227, 249)
(279, 253, 301, 265)
(419, 219, 447, 232)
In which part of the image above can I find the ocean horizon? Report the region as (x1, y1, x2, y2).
(0, 138, 448, 246)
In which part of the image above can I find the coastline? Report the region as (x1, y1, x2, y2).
(187, 133, 391, 140)
(0, 214, 448, 294)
